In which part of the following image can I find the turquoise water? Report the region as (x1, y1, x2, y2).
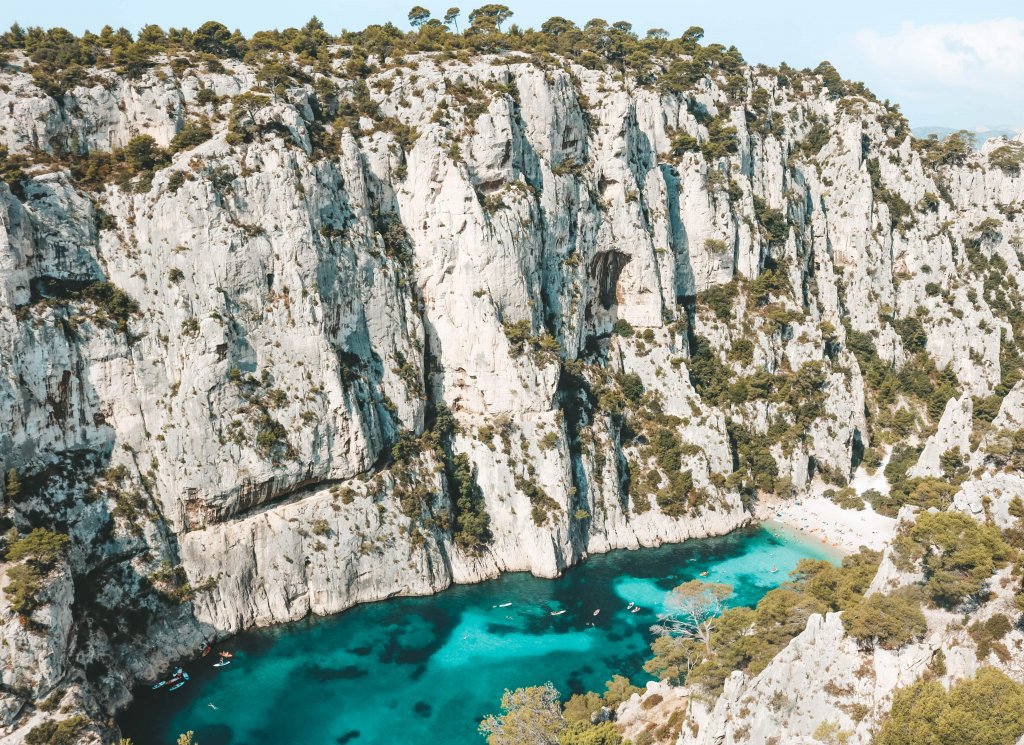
(119, 524, 835, 745)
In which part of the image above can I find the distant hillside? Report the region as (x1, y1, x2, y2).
(912, 125, 1020, 149)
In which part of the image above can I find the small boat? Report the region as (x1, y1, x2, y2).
(199, 642, 212, 657)
(213, 659, 232, 668)
(627, 602, 635, 610)
(550, 610, 566, 616)
(770, 566, 779, 574)
(631, 607, 641, 614)
(208, 703, 218, 710)
(169, 681, 187, 691)
(593, 609, 600, 616)
(699, 571, 709, 577)
(498, 602, 513, 608)
(219, 651, 234, 658)
(152, 667, 184, 689)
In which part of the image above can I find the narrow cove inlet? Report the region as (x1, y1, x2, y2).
(119, 525, 838, 745)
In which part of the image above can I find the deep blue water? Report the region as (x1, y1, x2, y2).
(119, 523, 835, 745)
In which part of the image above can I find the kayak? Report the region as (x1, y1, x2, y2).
(169, 681, 186, 691)
(213, 660, 232, 668)
(152, 668, 185, 689)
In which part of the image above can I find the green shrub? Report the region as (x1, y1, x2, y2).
(167, 171, 186, 192)
(226, 92, 271, 145)
(989, 142, 1024, 175)
(255, 414, 289, 460)
(701, 115, 739, 160)
(753, 198, 789, 247)
(196, 87, 219, 105)
(4, 563, 47, 615)
(619, 373, 644, 403)
(876, 667, 1024, 745)
(655, 469, 695, 517)
(791, 549, 881, 611)
(0, 146, 31, 197)
(699, 281, 737, 321)
(913, 131, 973, 169)
(5, 467, 21, 499)
(668, 130, 699, 157)
(728, 337, 754, 365)
(842, 586, 927, 650)
(450, 453, 491, 551)
(894, 511, 1010, 608)
(169, 120, 213, 153)
(560, 721, 621, 745)
(25, 716, 92, 745)
(968, 613, 1012, 661)
(687, 336, 733, 404)
(612, 319, 634, 337)
(751, 264, 789, 303)
(33, 279, 140, 333)
(5, 528, 70, 567)
(798, 121, 830, 158)
(814, 61, 845, 97)
(892, 315, 927, 354)
(124, 135, 168, 172)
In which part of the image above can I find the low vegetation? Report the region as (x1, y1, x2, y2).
(2, 527, 71, 616)
(480, 678, 638, 745)
(841, 586, 927, 650)
(646, 549, 880, 693)
(24, 715, 93, 745)
(876, 667, 1024, 745)
(893, 511, 1010, 608)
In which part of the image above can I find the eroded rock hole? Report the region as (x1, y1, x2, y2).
(589, 250, 631, 310)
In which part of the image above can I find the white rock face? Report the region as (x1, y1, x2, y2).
(0, 47, 1022, 741)
(910, 394, 973, 477)
(683, 613, 936, 745)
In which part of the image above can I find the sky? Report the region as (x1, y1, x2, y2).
(2, 0, 1021, 131)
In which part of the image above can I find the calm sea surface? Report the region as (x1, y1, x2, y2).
(119, 523, 835, 745)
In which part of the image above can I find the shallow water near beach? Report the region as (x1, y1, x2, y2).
(119, 524, 837, 745)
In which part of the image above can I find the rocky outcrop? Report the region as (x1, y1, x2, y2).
(652, 486, 1024, 745)
(0, 42, 1022, 741)
(910, 395, 972, 477)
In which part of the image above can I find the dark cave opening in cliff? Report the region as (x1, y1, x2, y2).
(589, 250, 631, 310)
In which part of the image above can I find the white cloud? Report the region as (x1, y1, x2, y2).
(854, 17, 1024, 92)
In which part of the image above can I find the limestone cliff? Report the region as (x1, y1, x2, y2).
(1, 40, 1023, 742)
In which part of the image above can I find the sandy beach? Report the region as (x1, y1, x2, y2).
(756, 495, 897, 555)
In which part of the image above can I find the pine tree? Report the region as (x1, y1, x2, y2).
(5, 468, 19, 499)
